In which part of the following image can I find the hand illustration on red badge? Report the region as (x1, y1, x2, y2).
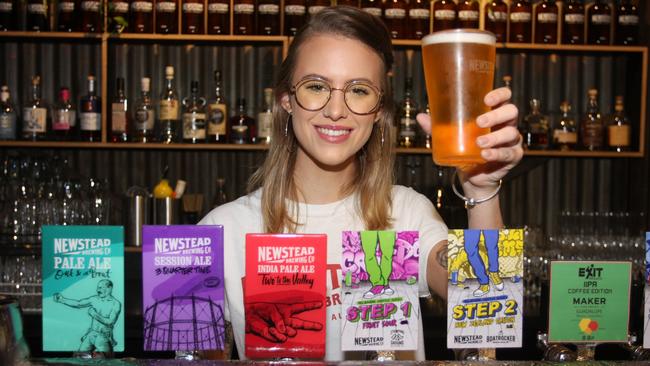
(245, 301, 324, 342)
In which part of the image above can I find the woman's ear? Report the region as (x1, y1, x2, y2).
(280, 93, 292, 114)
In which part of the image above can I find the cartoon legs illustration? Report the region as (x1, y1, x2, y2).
(464, 229, 503, 297)
(361, 231, 396, 299)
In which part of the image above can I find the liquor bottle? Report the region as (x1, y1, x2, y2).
(408, 0, 430, 40)
(615, 0, 638, 45)
(206, 71, 228, 143)
(233, 0, 255, 34)
(133, 77, 156, 142)
(563, 0, 584, 44)
(57, 0, 77, 32)
(588, 0, 611, 45)
(424, 103, 431, 148)
(0, 0, 17, 31)
(81, 0, 102, 32)
(0, 86, 17, 140)
(22, 76, 48, 141)
(284, 0, 305, 36)
(130, 0, 154, 33)
(257, 0, 280, 35)
(398, 77, 418, 148)
(457, 0, 479, 29)
(384, 0, 407, 39)
(79, 75, 102, 142)
(52, 87, 77, 141)
(581, 89, 604, 151)
(26, 0, 49, 31)
(509, 0, 532, 43)
(159, 66, 180, 143)
(522, 99, 549, 150)
(207, 0, 229, 34)
(484, 0, 507, 42)
(230, 98, 255, 144)
(534, 0, 558, 44)
(552, 101, 577, 151)
(182, 81, 207, 143)
(111, 77, 129, 142)
(108, 0, 130, 33)
(359, 0, 381, 18)
(433, 0, 456, 32)
(257, 88, 273, 144)
(607, 96, 630, 152)
(183, 0, 204, 34)
(156, 0, 178, 34)
(211, 178, 228, 208)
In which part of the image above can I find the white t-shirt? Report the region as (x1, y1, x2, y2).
(198, 185, 448, 361)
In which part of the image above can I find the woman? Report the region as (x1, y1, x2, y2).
(200, 6, 522, 361)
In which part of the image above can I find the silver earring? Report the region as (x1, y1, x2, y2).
(380, 126, 385, 147)
(285, 113, 292, 137)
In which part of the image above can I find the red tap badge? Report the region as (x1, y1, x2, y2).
(245, 234, 327, 359)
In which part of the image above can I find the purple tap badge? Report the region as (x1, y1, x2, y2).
(142, 225, 224, 351)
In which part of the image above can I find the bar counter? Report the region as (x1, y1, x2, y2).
(22, 360, 650, 366)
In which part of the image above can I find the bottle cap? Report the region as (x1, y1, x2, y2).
(0, 90, 9, 102)
(165, 66, 174, 78)
(615, 96, 624, 111)
(32, 75, 41, 85)
(263, 88, 273, 103)
(588, 88, 598, 97)
(503, 75, 512, 84)
(141, 77, 151, 92)
(59, 87, 71, 101)
(530, 98, 540, 108)
(88, 75, 95, 82)
(560, 101, 571, 112)
(214, 70, 221, 81)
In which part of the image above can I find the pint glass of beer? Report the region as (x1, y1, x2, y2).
(422, 29, 496, 167)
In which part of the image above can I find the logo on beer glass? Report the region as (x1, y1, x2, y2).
(469, 60, 494, 74)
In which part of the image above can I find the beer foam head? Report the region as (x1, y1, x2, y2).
(422, 30, 496, 46)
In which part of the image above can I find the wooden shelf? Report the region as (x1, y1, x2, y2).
(0, 31, 102, 40)
(497, 43, 647, 53)
(0, 141, 643, 158)
(125, 246, 142, 253)
(107, 33, 287, 43)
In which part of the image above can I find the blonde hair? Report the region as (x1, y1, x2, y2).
(248, 6, 396, 233)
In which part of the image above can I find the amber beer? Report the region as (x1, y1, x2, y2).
(422, 29, 496, 167)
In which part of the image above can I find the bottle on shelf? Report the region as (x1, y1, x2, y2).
(337, 0, 357, 6)
(57, 0, 77, 32)
(432, 0, 456, 32)
(182, 81, 207, 143)
(257, 88, 273, 144)
(534, 0, 558, 44)
(581, 88, 604, 151)
(26, 0, 49, 31)
(607, 96, 631, 152)
(230, 98, 255, 144)
(130, 0, 154, 33)
(383, 0, 407, 39)
(509, 0, 532, 43)
(156, 0, 178, 34)
(79, 75, 102, 142)
(484, 0, 508, 42)
(0, 0, 17, 31)
(133, 77, 156, 143)
(233, 0, 255, 34)
(284, 0, 305, 36)
(408, 0, 430, 40)
(111, 77, 129, 143)
(553, 101, 577, 151)
(359, 0, 381, 19)
(0, 86, 17, 141)
(22, 76, 48, 141)
(398, 77, 418, 148)
(424, 102, 431, 148)
(52, 87, 77, 141)
(211, 178, 228, 208)
(159, 66, 181, 143)
(457, 0, 479, 29)
(502, 74, 512, 89)
(257, 0, 280, 35)
(522, 98, 550, 150)
(615, 0, 638, 45)
(588, 0, 612, 45)
(207, 0, 229, 34)
(108, 0, 130, 33)
(562, 0, 585, 44)
(183, 0, 205, 34)
(207, 70, 228, 143)
(81, 0, 102, 32)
